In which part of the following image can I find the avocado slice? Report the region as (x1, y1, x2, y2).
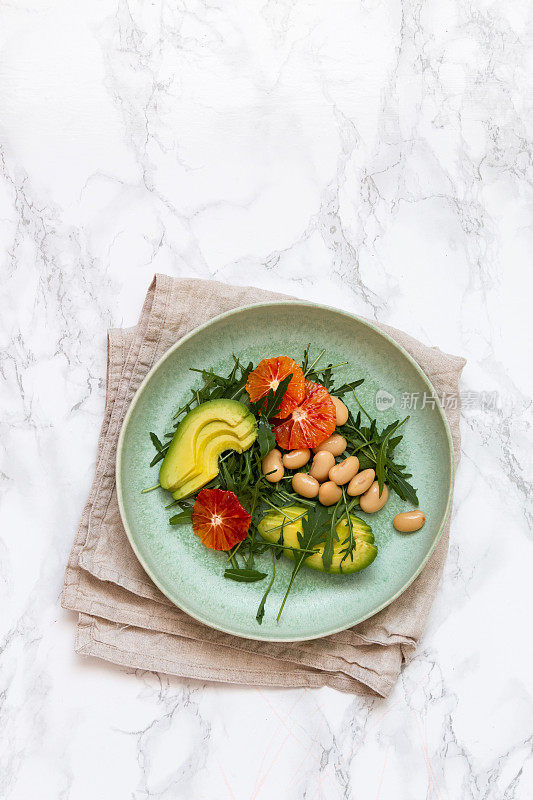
(169, 418, 255, 489)
(257, 505, 377, 574)
(171, 431, 255, 499)
(159, 399, 257, 493)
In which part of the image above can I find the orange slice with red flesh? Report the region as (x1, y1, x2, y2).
(192, 488, 251, 551)
(272, 381, 336, 450)
(245, 356, 305, 419)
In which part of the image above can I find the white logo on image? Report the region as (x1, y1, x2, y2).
(375, 390, 395, 411)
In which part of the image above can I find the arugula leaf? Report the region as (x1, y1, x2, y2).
(334, 379, 365, 397)
(256, 551, 276, 624)
(296, 504, 331, 548)
(256, 417, 276, 459)
(387, 465, 419, 505)
(224, 568, 267, 583)
(387, 435, 402, 452)
(340, 396, 418, 504)
(320, 366, 334, 391)
(302, 347, 364, 395)
(169, 509, 193, 525)
(301, 343, 312, 373)
(150, 432, 164, 451)
(375, 418, 407, 495)
(219, 459, 236, 492)
(172, 356, 253, 420)
(322, 500, 341, 572)
(250, 373, 293, 419)
(375, 442, 387, 496)
(149, 431, 170, 466)
(303, 348, 326, 377)
(339, 489, 357, 567)
(277, 504, 330, 620)
(307, 363, 335, 391)
(149, 450, 166, 468)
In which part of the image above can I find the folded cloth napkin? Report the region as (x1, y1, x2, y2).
(62, 275, 465, 697)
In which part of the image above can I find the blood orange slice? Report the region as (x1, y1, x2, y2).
(272, 381, 336, 449)
(245, 356, 305, 419)
(192, 488, 251, 551)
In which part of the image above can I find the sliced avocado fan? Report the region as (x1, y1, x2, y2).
(159, 399, 257, 498)
(257, 505, 377, 574)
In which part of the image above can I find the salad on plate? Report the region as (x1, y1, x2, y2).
(144, 347, 425, 624)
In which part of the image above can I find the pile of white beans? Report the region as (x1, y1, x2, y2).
(261, 395, 425, 532)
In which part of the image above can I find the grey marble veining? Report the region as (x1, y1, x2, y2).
(1, 0, 532, 797)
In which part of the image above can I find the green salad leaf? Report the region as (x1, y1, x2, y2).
(277, 504, 331, 620)
(224, 568, 267, 583)
(256, 417, 277, 459)
(250, 373, 293, 419)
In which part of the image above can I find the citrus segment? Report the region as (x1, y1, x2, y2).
(192, 488, 251, 551)
(272, 381, 336, 450)
(245, 356, 305, 418)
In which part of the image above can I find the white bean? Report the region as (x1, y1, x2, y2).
(393, 510, 425, 532)
(292, 473, 320, 498)
(309, 451, 335, 482)
(313, 434, 347, 457)
(318, 481, 343, 506)
(331, 396, 349, 426)
(329, 456, 359, 486)
(346, 468, 375, 496)
(359, 481, 388, 513)
(282, 449, 311, 469)
(261, 449, 284, 483)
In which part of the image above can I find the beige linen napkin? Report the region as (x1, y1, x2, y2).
(62, 275, 465, 697)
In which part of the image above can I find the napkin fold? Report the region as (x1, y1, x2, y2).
(62, 275, 465, 697)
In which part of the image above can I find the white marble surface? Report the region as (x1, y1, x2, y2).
(1, 0, 532, 797)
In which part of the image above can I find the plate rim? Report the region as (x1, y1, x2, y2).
(116, 300, 455, 642)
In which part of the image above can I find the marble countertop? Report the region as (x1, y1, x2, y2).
(1, 1, 532, 798)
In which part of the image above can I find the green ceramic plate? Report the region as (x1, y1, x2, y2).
(116, 302, 454, 641)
